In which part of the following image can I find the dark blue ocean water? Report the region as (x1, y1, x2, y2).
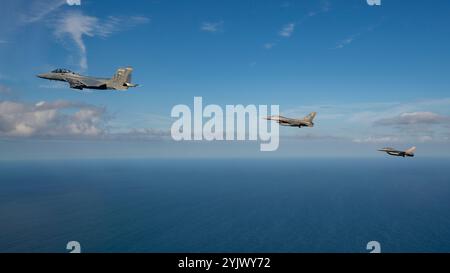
(1, 158, 450, 253)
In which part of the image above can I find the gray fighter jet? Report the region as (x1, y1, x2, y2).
(378, 146, 416, 157)
(265, 112, 317, 128)
(37, 67, 138, 91)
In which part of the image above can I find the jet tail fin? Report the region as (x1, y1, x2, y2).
(304, 112, 317, 122)
(405, 146, 416, 155)
(112, 67, 135, 88)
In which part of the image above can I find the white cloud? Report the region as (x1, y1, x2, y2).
(283, 98, 450, 144)
(279, 23, 295, 37)
(375, 112, 450, 126)
(0, 99, 107, 138)
(200, 21, 224, 33)
(353, 134, 439, 144)
(0, 99, 171, 141)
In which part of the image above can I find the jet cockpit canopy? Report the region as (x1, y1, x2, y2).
(51, 68, 73, 74)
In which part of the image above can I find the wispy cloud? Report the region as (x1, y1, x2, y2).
(54, 11, 99, 71)
(334, 22, 383, 49)
(264, 1, 331, 49)
(279, 23, 295, 37)
(281, 2, 291, 8)
(20, 0, 84, 24)
(288, 133, 346, 141)
(108, 128, 171, 141)
(53, 11, 149, 71)
(20, 0, 67, 24)
(11, 0, 150, 72)
(129, 15, 151, 25)
(335, 35, 358, 49)
(352, 136, 401, 144)
(263, 43, 276, 49)
(200, 21, 224, 33)
(297, 0, 331, 23)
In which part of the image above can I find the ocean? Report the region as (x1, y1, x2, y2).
(1, 158, 450, 253)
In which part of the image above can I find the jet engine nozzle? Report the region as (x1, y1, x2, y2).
(124, 83, 138, 88)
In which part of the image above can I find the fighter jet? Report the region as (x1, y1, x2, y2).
(378, 147, 416, 157)
(265, 112, 317, 128)
(37, 67, 138, 91)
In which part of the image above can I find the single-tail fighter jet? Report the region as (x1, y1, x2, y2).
(265, 112, 317, 128)
(37, 67, 138, 91)
(378, 147, 416, 157)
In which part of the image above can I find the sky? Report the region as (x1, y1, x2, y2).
(1, 0, 450, 159)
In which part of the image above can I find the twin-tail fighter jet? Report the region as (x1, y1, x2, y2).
(37, 67, 138, 91)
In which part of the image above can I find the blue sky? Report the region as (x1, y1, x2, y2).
(1, 0, 450, 159)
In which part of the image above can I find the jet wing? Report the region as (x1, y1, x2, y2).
(265, 116, 303, 126)
(267, 116, 287, 122)
(67, 77, 107, 90)
(278, 118, 297, 125)
(278, 120, 292, 125)
(66, 78, 87, 89)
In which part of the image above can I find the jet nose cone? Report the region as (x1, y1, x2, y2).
(36, 73, 46, 79)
